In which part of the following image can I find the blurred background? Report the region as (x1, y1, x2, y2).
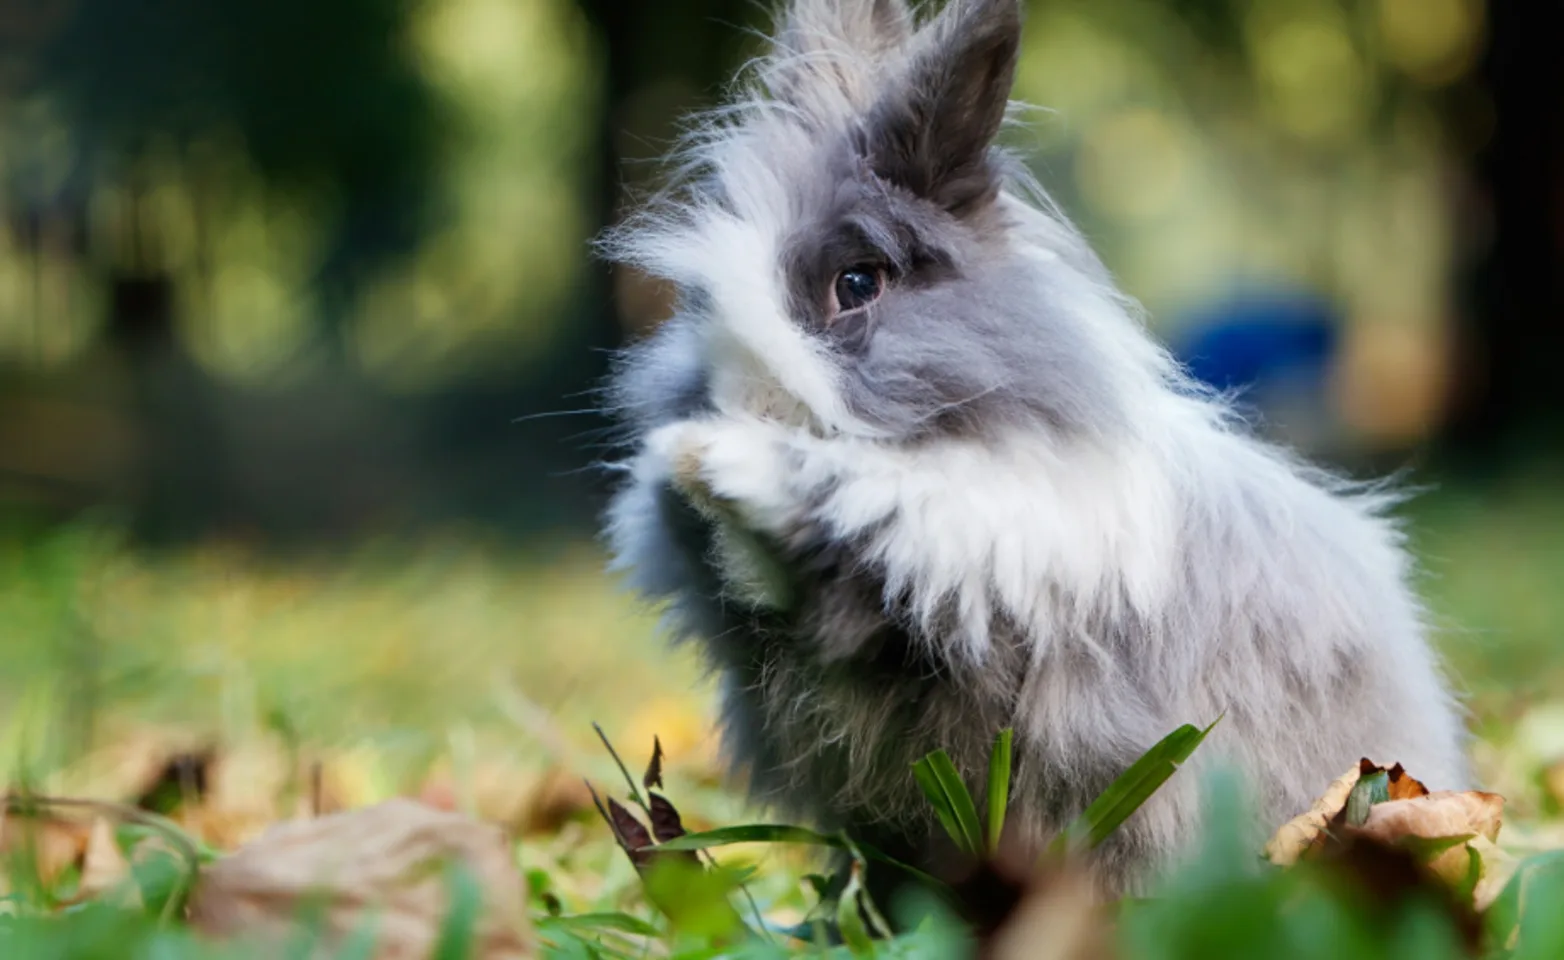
(0, 0, 1560, 855)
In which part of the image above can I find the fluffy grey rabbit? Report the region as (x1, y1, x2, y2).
(599, 0, 1469, 903)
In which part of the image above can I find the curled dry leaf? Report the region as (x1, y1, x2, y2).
(188, 798, 533, 959)
(1383, 763, 1431, 801)
(1264, 759, 1442, 867)
(1266, 760, 1511, 914)
(644, 737, 665, 792)
(1263, 763, 1362, 866)
(647, 794, 687, 844)
(1355, 790, 1507, 892)
(1356, 791, 1504, 848)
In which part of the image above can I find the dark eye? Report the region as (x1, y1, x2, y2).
(831, 265, 885, 315)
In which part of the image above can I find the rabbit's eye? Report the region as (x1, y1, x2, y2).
(831, 266, 885, 315)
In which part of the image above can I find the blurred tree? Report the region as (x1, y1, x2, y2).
(572, 0, 764, 347)
(20, 0, 450, 356)
(0, 0, 451, 540)
(1442, 0, 1564, 466)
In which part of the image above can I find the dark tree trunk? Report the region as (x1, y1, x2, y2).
(105, 274, 226, 543)
(1440, 0, 1564, 468)
(572, 0, 762, 358)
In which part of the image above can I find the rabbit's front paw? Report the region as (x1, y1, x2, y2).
(646, 419, 724, 515)
(645, 418, 796, 533)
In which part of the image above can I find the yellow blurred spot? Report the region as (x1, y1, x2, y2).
(1330, 317, 1451, 444)
(622, 696, 719, 781)
(1013, 12, 1144, 119)
(1250, 9, 1371, 143)
(185, 263, 309, 384)
(1378, 0, 1484, 87)
(1075, 108, 1191, 221)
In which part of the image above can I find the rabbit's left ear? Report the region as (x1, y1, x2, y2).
(860, 0, 1023, 217)
(766, 0, 915, 113)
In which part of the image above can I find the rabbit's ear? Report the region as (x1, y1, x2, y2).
(776, 0, 914, 57)
(861, 0, 1022, 216)
(765, 0, 915, 113)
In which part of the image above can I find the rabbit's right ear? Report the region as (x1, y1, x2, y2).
(860, 0, 1023, 217)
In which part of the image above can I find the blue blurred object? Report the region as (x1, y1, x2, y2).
(1174, 290, 1340, 395)
(1172, 289, 1343, 450)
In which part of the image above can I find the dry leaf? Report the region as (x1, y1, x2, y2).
(1354, 790, 1507, 889)
(981, 864, 1112, 960)
(75, 817, 140, 908)
(1264, 763, 1362, 866)
(1470, 835, 1520, 913)
(188, 799, 533, 959)
(0, 807, 92, 891)
(1268, 761, 1511, 917)
(647, 794, 686, 844)
(643, 737, 666, 792)
(1356, 791, 1504, 847)
(1384, 763, 1430, 801)
(517, 769, 594, 838)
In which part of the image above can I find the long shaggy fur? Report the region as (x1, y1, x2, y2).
(598, 0, 1469, 902)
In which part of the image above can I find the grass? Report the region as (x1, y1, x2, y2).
(0, 471, 1560, 956)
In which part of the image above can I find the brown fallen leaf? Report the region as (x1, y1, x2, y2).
(1357, 791, 1504, 847)
(1264, 760, 1448, 867)
(0, 805, 93, 893)
(1469, 836, 1520, 913)
(75, 817, 139, 908)
(969, 845, 1113, 960)
(1266, 761, 1511, 917)
(1355, 790, 1507, 890)
(1263, 763, 1362, 866)
(517, 768, 594, 838)
(188, 798, 533, 959)
(1387, 765, 1430, 800)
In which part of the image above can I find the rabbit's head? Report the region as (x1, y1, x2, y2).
(605, 0, 1175, 443)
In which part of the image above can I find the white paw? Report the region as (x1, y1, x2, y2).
(645, 420, 723, 515)
(644, 418, 796, 533)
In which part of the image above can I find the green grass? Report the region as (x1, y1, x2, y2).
(0, 472, 1560, 957)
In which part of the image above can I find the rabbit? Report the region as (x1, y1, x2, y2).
(597, 0, 1470, 907)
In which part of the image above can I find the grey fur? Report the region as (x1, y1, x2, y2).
(597, 0, 1470, 913)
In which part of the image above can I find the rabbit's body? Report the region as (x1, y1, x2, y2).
(601, 0, 1468, 899)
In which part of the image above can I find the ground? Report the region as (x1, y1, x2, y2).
(0, 467, 1561, 954)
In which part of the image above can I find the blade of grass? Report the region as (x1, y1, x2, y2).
(655, 825, 948, 890)
(1051, 718, 1219, 855)
(913, 750, 984, 855)
(537, 913, 661, 938)
(835, 861, 875, 956)
(986, 729, 1014, 856)
(912, 757, 967, 853)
